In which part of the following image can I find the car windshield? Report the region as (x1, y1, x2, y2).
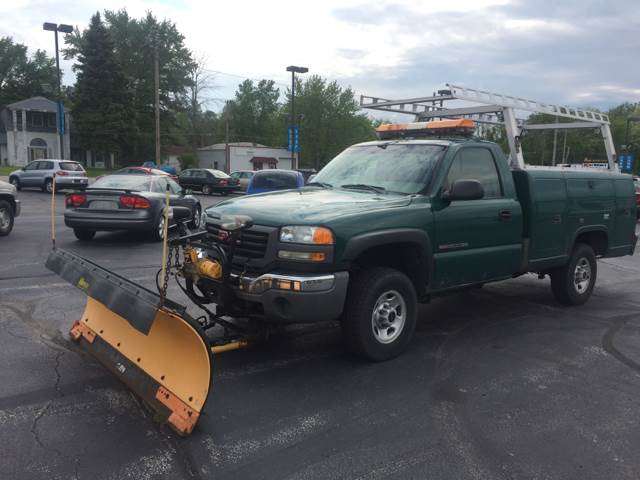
(208, 169, 230, 179)
(89, 175, 152, 191)
(313, 143, 446, 194)
(59, 162, 84, 171)
(252, 171, 298, 189)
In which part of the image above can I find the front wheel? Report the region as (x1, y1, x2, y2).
(341, 267, 417, 361)
(73, 228, 95, 241)
(9, 177, 21, 191)
(0, 200, 14, 236)
(550, 243, 597, 305)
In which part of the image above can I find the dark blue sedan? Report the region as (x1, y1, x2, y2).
(246, 170, 305, 195)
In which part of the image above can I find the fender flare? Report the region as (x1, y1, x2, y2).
(341, 228, 434, 290)
(571, 225, 609, 255)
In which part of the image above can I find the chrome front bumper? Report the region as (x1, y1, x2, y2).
(231, 271, 349, 323)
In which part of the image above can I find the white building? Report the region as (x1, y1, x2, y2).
(0, 97, 71, 167)
(196, 142, 295, 173)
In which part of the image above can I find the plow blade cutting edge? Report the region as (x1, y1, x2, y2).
(46, 248, 213, 435)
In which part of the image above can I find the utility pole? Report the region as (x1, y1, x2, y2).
(225, 110, 230, 172)
(154, 45, 161, 166)
(286, 66, 308, 169)
(43, 22, 73, 159)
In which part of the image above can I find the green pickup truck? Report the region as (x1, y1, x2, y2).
(202, 137, 637, 361)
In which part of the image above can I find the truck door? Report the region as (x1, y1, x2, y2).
(432, 147, 522, 288)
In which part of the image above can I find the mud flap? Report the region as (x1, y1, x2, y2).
(46, 249, 213, 435)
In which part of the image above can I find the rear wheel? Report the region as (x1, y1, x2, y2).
(189, 205, 201, 229)
(150, 213, 166, 242)
(202, 185, 212, 195)
(550, 243, 597, 305)
(0, 200, 14, 236)
(9, 177, 21, 191)
(73, 228, 95, 241)
(43, 178, 53, 193)
(341, 267, 417, 361)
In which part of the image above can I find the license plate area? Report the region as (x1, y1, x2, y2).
(90, 200, 118, 210)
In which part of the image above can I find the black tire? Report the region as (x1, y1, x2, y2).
(73, 228, 95, 241)
(550, 243, 597, 306)
(9, 177, 21, 191)
(43, 178, 53, 193)
(341, 267, 417, 361)
(202, 184, 212, 195)
(189, 205, 201, 229)
(0, 200, 14, 236)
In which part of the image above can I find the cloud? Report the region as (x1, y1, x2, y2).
(0, 0, 637, 114)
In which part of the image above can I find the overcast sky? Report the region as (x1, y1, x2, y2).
(2, 0, 638, 115)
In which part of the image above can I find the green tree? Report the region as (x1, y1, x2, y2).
(0, 37, 58, 106)
(290, 75, 376, 169)
(72, 13, 131, 166)
(65, 9, 196, 162)
(223, 79, 281, 145)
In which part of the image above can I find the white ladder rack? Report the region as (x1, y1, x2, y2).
(360, 84, 616, 170)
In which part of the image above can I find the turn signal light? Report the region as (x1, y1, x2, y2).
(66, 193, 86, 207)
(119, 195, 151, 209)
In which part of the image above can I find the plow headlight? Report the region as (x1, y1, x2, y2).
(280, 226, 334, 245)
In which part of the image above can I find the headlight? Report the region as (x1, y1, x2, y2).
(280, 226, 334, 245)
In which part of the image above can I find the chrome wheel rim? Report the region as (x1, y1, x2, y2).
(10, 178, 18, 187)
(158, 216, 165, 239)
(193, 208, 201, 228)
(574, 258, 591, 294)
(203, 186, 211, 195)
(46, 181, 52, 193)
(0, 208, 9, 229)
(371, 290, 406, 344)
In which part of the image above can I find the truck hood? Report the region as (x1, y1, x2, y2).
(205, 188, 413, 225)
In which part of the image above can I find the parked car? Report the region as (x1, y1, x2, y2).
(0, 179, 20, 236)
(229, 170, 255, 191)
(246, 169, 304, 195)
(178, 168, 239, 195)
(63, 174, 201, 241)
(9, 159, 88, 193)
(110, 166, 178, 181)
(296, 168, 317, 184)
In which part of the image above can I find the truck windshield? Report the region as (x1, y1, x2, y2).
(313, 144, 445, 194)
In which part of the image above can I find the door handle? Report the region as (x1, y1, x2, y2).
(499, 210, 512, 221)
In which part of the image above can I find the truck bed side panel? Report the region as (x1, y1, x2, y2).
(611, 178, 637, 256)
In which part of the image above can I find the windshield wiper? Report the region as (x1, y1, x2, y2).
(340, 183, 386, 194)
(306, 181, 333, 188)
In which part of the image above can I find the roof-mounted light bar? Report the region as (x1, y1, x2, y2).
(375, 119, 476, 140)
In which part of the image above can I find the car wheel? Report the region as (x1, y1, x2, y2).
(220, 191, 229, 196)
(150, 212, 166, 242)
(73, 228, 95, 241)
(550, 243, 597, 306)
(202, 185, 212, 195)
(189, 205, 201, 229)
(341, 267, 417, 361)
(0, 200, 14, 236)
(9, 177, 21, 191)
(43, 178, 53, 193)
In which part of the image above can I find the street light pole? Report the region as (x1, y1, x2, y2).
(286, 66, 308, 169)
(43, 22, 73, 160)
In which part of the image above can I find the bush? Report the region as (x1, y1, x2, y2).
(179, 153, 197, 170)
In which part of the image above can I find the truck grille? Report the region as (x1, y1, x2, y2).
(205, 222, 270, 259)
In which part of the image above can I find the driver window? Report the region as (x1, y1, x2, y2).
(444, 148, 502, 199)
(25, 162, 39, 171)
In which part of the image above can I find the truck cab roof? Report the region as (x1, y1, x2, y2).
(351, 137, 492, 148)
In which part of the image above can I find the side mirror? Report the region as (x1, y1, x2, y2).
(442, 179, 484, 201)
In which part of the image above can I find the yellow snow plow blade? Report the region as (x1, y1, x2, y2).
(46, 248, 213, 436)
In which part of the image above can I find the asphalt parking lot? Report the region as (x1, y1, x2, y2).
(1, 188, 640, 480)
